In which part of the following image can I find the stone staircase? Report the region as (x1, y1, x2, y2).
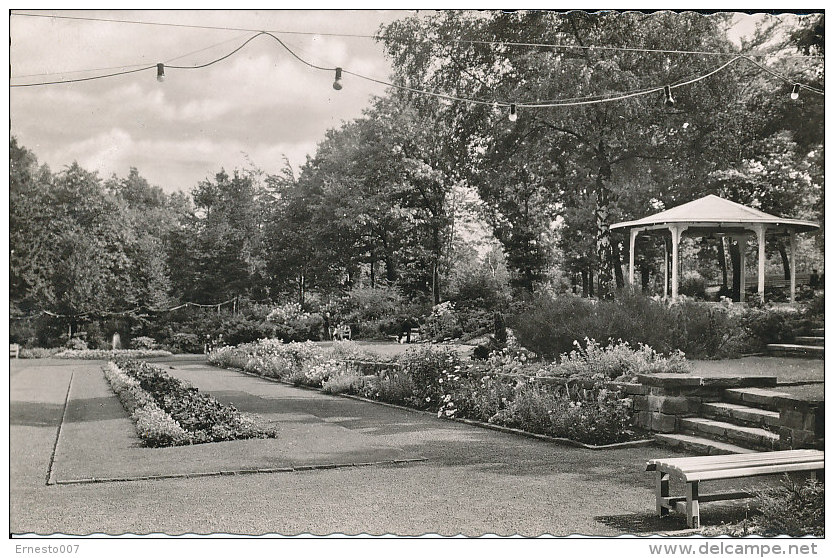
(767, 327, 824, 359)
(655, 386, 783, 455)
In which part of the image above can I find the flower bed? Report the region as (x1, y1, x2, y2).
(57, 348, 173, 360)
(211, 339, 666, 446)
(104, 359, 277, 447)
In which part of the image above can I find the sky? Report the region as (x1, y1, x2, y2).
(10, 9, 409, 193)
(7, 9, 812, 194)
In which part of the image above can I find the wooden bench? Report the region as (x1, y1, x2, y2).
(646, 449, 824, 528)
(10, 343, 20, 358)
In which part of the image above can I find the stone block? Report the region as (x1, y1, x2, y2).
(633, 395, 649, 411)
(619, 383, 649, 396)
(651, 412, 677, 433)
(636, 411, 652, 429)
(647, 395, 700, 415)
(782, 409, 807, 430)
(637, 374, 702, 388)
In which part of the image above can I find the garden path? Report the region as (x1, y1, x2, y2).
(12, 357, 780, 536)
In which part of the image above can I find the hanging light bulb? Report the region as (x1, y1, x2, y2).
(663, 85, 674, 107)
(156, 63, 165, 83)
(508, 103, 518, 122)
(790, 83, 800, 100)
(332, 67, 343, 91)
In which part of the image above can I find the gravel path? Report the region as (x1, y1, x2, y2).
(11, 357, 760, 536)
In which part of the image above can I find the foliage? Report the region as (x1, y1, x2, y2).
(111, 359, 277, 446)
(678, 271, 707, 299)
(17, 347, 63, 359)
(509, 292, 802, 359)
(56, 348, 173, 359)
(420, 301, 462, 341)
(751, 477, 824, 536)
(130, 336, 157, 350)
(65, 337, 88, 350)
(545, 338, 690, 381)
(103, 362, 189, 447)
(704, 477, 824, 537)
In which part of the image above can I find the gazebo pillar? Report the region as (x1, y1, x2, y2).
(755, 225, 767, 303)
(629, 228, 639, 286)
(789, 230, 796, 303)
(670, 225, 687, 300)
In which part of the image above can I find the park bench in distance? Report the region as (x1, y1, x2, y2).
(10, 343, 20, 358)
(646, 449, 824, 528)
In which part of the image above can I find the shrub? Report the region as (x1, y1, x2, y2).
(321, 369, 364, 395)
(544, 338, 690, 381)
(397, 345, 462, 409)
(421, 301, 462, 341)
(55, 348, 173, 360)
(18, 347, 63, 359)
(130, 336, 157, 350)
(66, 337, 88, 350)
(679, 270, 707, 299)
(704, 477, 824, 536)
(511, 292, 777, 360)
(110, 359, 276, 445)
(751, 476, 824, 536)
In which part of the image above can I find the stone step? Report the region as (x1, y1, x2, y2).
(654, 433, 756, 456)
(794, 336, 825, 346)
(723, 387, 794, 411)
(767, 343, 824, 359)
(679, 417, 780, 450)
(701, 401, 781, 428)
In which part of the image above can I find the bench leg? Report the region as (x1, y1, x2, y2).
(686, 481, 700, 529)
(814, 468, 824, 483)
(656, 471, 670, 516)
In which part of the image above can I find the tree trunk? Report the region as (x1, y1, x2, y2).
(595, 142, 614, 296)
(729, 241, 741, 302)
(369, 257, 375, 288)
(612, 240, 625, 289)
(432, 260, 441, 305)
(640, 262, 650, 292)
(778, 241, 791, 280)
(588, 267, 595, 298)
(581, 269, 589, 297)
(718, 236, 728, 290)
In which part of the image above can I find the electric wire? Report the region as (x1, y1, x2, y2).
(10, 28, 824, 106)
(10, 10, 824, 60)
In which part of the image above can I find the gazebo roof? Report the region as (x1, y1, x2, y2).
(611, 194, 819, 233)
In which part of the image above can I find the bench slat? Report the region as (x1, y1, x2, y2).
(687, 461, 824, 482)
(646, 450, 822, 472)
(648, 453, 825, 476)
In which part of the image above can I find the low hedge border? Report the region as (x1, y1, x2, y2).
(60, 349, 174, 360)
(222, 362, 653, 450)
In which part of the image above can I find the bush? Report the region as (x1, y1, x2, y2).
(130, 336, 157, 350)
(109, 359, 277, 446)
(752, 476, 824, 536)
(510, 292, 783, 360)
(18, 347, 63, 359)
(705, 477, 824, 536)
(66, 337, 88, 350)
(543, 338, 690, 381)
(679, 270, 707, 299)
(421, 301, 462, 341)
(55, 348, 173, 360)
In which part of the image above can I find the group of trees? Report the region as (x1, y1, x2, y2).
(9, 11, 824, 335)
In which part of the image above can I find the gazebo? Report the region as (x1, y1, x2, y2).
(611, 195, 819, 302)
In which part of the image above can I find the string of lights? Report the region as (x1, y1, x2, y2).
(11, 33, 252, 79)
(11, 28, 824, 118)
(11, 297, 246, 320)
(10, 11, 824, 60)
